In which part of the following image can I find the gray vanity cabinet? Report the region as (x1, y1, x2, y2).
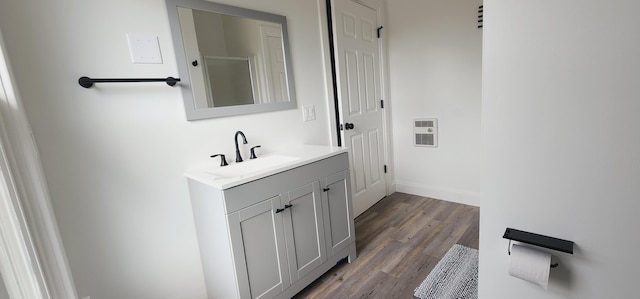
(281, 182, 327, 283)
(227, 196, 290, 299)
(321, 170, 355, 257)
(187, 152, 357, 299)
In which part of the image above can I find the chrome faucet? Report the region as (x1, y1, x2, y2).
(234, 131, 248, 162)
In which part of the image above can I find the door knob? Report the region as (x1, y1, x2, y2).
(344, 123, 355, 130)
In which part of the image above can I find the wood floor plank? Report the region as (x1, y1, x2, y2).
(293, 192, 479, 298)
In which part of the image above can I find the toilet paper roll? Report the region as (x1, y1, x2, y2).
(509, 244, 551, 290)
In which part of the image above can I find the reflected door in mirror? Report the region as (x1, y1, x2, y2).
(171, 2, 296, 112)
(203, 56, 256, 107)
(260, 25, 287, 103)
(167, 0, 297, 120)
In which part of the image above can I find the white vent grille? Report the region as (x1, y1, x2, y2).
(414, 118, 438, 147)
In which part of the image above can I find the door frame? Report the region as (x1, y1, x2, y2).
(319, 0, 395, 196)
(0, 27, 77, 299)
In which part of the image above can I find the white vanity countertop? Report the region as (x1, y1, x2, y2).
(185, 145, 348, 190)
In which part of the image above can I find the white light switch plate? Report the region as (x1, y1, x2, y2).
(302, 105, 316, 122)
(126, 34, 163, 64)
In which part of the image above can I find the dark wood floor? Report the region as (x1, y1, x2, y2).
(293, 192, 479, 298)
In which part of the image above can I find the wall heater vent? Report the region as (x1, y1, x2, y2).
(414, 118, 438, 147)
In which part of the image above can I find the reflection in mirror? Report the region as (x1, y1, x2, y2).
(203, 56, 255, 107)
(166, 0, 297, 120)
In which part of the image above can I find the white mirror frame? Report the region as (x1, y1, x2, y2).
(166, 0, 297, 120)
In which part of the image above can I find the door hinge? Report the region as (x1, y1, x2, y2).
(384, 165, 387, 173)
(377, 26, 384, 38)
(380, 99, 384, 109)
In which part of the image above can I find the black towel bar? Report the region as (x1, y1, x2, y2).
(78, 76, 180, 88)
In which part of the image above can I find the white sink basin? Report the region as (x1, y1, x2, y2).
(186, 145, 348, 190)
(205, 154, 300, 179)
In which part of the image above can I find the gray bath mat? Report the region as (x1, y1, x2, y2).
(414, 244, 478, 299)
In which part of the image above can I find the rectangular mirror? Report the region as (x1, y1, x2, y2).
(166, 0, 297, 120)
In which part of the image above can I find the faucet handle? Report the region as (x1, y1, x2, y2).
(250, 145, 261, 159)
(210, 154, 229, 166)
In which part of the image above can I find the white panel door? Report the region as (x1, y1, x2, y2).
(332, 0, 386, 217)
(260, 24, 287, 103)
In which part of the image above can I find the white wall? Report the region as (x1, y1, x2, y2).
(386, 0, 482, 206)
(0, 0, 332, 298)
(0, 274, 8, 299)
(481, 0, 640, 298)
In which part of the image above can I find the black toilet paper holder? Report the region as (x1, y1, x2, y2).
(503, 228, 574, 268)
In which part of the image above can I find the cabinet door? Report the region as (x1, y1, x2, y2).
(281, 182, 327, 283)
(321, 170, 356, 257)
(228, 196, 290, 299)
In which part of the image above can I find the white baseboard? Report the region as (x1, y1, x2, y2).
(395, 181, 480, 207)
